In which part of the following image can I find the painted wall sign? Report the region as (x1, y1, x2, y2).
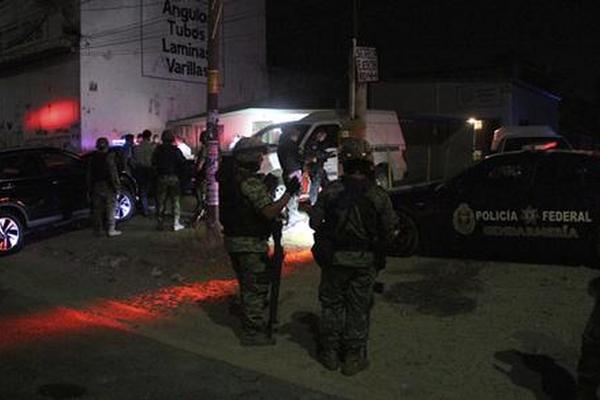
(452, 203, 593, 240)
(142, 0, 208, 83)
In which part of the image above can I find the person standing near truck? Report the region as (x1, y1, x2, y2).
(310, 137, 398, 376)
(152, 129, 186, 231)
(219, 137, 300, 346)
(277, 127, 304, 225)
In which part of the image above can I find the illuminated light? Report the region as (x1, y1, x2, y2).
(0, 248, 315, 350)
(24, 99, 80, 131)
(467, 118, 483, 130)
(538, 141, 558, 151)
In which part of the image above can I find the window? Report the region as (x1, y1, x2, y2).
(40, 151, 82, 174)
(258, 126, 283, 145)
(0, 154, 41, 179)
(481, 157, 534, 188)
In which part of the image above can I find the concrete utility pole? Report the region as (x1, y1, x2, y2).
(205, 0, 223, 234)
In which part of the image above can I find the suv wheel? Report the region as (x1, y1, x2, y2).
(0, 211, 24, 256)
(391, 211, 419, 257)
(115, 190, 135, 222)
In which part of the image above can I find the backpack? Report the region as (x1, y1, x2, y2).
(312, 179, 384, 269)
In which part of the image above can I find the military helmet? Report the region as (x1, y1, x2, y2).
(339, 137, 373, 163)
(232, 136, 267, 163)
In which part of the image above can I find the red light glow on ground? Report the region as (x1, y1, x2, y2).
(0, 249, 314, 351)
(24, 99, 80, 131)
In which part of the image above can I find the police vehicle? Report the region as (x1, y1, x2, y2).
(389, 150, 600, 264)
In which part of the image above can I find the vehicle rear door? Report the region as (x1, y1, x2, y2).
(0, 151, 58, 223)
(39, 150, 89, 220)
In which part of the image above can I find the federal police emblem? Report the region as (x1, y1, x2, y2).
(453, 203, 476, 235)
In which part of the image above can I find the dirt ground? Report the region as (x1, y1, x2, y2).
(1, 211, 599, 399)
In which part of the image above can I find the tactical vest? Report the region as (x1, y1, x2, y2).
(219, 158, 272, 238)
(326, 178, 380, 251)
(89, 152, 111, 183)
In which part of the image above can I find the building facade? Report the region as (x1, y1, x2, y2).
(0, 0, 268, 151)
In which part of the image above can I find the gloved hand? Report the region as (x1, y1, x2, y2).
(263, 173, 279, 194)
(285, 177, 301, 196)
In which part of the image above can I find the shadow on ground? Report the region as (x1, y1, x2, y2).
(279, 311, 320, 359)
(493, 349, 577, 400)
(200, 296, 244, 340)
(382, 260, 483, 317)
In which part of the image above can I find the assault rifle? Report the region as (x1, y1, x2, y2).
(267, 219, 284, 339)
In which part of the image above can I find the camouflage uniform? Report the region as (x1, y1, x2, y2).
(87, 148, 121, 234)
(156, 175, 181, 225)
(223, 175, 272, 336)
(152, 135, 185, 230)
(219, 138, 277, 344)
(577, 277, 600, 399)
(310, 137, 398, 374)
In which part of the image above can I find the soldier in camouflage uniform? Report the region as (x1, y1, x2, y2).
(577, 277, 600, 400)
(87, 137, 122, 237)
(219, 137, 300, 346)
(152, 130, 186, 231)
(310, 137, 398, 376)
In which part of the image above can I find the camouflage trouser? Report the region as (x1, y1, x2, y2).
(229, 252, 271, 334)
(318, 265, 376, 352)
(91, 181, 117, 230)
(578, 280, 600, 397)
(156, 175, 180, 224)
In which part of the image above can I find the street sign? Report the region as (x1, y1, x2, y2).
(354, 46, 379, 83)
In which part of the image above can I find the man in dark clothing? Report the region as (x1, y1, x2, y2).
(305, 130, 330, 205)
(219, 137, 300, 346)
(152, 129, 186, 231)
(277, 127, 303, 181)
(276, 127, 304, 225)
(87, 137, 122, 237)
(132, 129, 155, 216)
(122, 134, 135, 162)
(310, 137, 398, 376)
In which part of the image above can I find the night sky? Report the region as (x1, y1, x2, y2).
(266, 0, 600, 103)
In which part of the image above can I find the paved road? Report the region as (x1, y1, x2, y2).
(1, 217, 598, 399)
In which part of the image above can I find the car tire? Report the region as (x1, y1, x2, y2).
(0, 211, 25, 256)
(391, 210, 419, 257)
(115, 190, 135, 222)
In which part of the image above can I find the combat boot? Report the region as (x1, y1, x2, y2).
(107, 223, 122, 237)
(341, 348, 369, 376)
(240, 332, 276, 347)
(317, 348, 340, 371)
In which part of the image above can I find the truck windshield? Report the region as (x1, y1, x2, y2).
(255, 123, 310, 146)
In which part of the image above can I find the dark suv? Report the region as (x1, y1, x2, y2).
(0, 147, 137, 255)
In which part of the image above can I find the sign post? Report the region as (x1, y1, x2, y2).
(354, 46, 379, 83)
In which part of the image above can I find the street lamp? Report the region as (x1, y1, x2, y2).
(467, 117, 483, 161)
